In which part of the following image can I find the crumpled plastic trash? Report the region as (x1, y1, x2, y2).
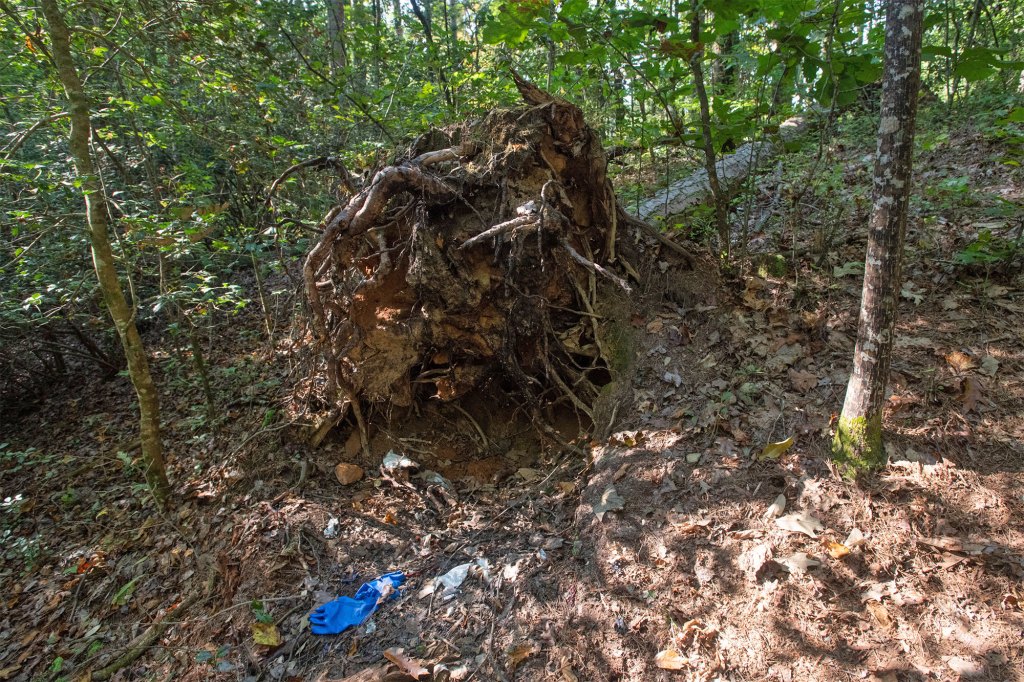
(309, 571, 405, 635)
(418, 563, 470, 598)
(382, 451, 418, 471)
(418, 558, 492, 599)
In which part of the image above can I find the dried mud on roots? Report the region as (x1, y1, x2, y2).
(299, 78, 667, 446)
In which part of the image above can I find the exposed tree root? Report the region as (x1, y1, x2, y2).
(90, 590, 206, 680)
(298, 77, 688, 444)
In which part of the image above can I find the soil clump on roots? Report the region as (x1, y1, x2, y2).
(298, 75, 704, 457)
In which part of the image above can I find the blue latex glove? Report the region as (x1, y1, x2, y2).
(309, 571, 405, 635)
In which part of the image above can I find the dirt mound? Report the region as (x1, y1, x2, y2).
(297, 75, 709, 456)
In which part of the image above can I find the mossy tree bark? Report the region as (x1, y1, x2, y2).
(40, 0, 171, 505)
(833, 0, 924, 475)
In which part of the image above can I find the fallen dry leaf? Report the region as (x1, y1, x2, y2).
(609, 430, 645, 447)
(558, 656, 579, 682)
(824, 540, 851, 559)
(383, 648, 429, 679)
(984, 283, 1010, 298)
(742, 288, 768, 311)
(918, 536, 964, 552)
(763, 494, 786, 519)
(788, 368, 819, 392)
(251, 621, 282, 647)
(865, 600, 892, 628)
(945, 656, 985, 676)
(945, 350, 976, 373)
(612, 462, 630, 482)
(654, 648, 688, 670)
(757, 436, 795, 462)
(738, 543, 773, 582)
(891, 586, 926, 606)
(666, 513, 712, 533)
(730, 528, 764, 539)
(844, 528, 867, 548)
(776, 511, 825, 538)
(961, 376, 983, 412)
(800, 310, 822, 328)
(506, 642, 539, 671)
(593, 485, 625, 521)
(779, 552, 820, 573)
(978, 356, 999, 376)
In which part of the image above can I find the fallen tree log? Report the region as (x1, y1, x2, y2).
(298, 74, 678, 447)
(633, 116, 812, 224)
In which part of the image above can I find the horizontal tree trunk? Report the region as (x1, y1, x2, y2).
(633, 116, 811, 224)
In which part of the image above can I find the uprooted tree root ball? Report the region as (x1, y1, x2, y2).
(299, 77, 673, 449)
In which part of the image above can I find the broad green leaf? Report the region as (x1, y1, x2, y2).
(954, 59, 995, 82)
(1000, 107, 1024, 124)
(111, 577, 140, 606)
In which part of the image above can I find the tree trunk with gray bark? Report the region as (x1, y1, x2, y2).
(833, 0, 924, 474)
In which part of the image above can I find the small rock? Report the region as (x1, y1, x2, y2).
(334, 463, 364, 485)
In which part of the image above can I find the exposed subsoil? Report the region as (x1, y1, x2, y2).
(1, 118, 1023, 682)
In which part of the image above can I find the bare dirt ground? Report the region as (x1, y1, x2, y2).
(1, 112, 1022, 682)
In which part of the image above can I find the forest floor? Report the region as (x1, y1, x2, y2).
(2, 108, 1023, 682)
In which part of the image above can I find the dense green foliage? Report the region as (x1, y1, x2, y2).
(1, 0, 1022, 410)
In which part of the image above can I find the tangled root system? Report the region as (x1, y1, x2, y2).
(301, 75, 651, 448)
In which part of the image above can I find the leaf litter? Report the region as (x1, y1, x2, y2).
(2, 123, 1024, 682)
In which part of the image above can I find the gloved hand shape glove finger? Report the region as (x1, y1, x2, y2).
(308, 572, 406, 636)
(308, 596, 368, 635)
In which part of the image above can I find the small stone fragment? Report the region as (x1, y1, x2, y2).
(335, 463, 364, 485)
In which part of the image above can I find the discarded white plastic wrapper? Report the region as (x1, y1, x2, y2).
(420, 470, 454, 489)
(474, 557, 492, 583)
(382, 450, 419, 471)
(419, 562, 471, 598)
(418, 558, 494, 598)
(323, 517, 340, 539)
